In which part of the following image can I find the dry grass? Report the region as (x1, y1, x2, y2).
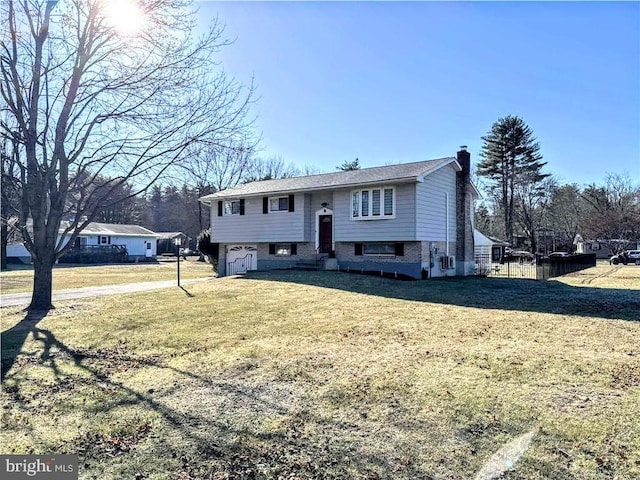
(0, 258, 214, 294)
(557, 261, 640, 290)
(1, 264, 639, 479)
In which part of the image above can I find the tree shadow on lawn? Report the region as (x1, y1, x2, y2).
(239, 270, 640, 322)
(1, 310, 48, 383)
(1, 320, 440, 479)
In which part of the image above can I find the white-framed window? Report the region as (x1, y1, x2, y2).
(99, 236, 109, 245)
(363, 242, 396, 255)
(351, 186, 395, 220)
(224, 200, 241, 215)
(276, 244, 290, 256)
(269, 196, 289, 212)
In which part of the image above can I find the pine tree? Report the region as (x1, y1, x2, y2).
(477, 115, 548, 246)
(337, 158, 360, 171)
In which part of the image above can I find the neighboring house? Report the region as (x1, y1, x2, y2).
(474, 230, 508, 263)
(6, 222, 158, 264)
(156, 232, 189, 254)
(199, 148, 478, 279)
(577, 237, 640, 259)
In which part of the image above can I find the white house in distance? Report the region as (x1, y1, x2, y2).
(200, 148, 479, 279)
(474, 229, 509, 262)
(6, 222, 158, 264)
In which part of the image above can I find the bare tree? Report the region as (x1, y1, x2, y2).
(514, 175, 552, 253)
(546, 182, 586, 250)
(581, 173, 640, 254)
(1, 0, 255, 309)
(243, 156, 301, 182)
(178, 141, 257, 232)
(1, 132, 21, 270)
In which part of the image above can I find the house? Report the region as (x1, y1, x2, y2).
(474, 230, 508, 263)
(199, 148, 478, 279)
(6, 222, 158, 264)
(156, 232, 189, 255)
(576, 237, 640, 259)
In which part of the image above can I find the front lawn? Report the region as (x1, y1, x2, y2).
(1, 267, 639, 479)
(0, 258, 214, 294)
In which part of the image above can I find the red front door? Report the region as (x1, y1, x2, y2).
(319, 215, 333, 253)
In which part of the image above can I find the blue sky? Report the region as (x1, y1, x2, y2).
(197, 1, 639, 187)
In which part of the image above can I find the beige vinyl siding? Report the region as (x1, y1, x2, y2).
(333, 183, 416, 242)
(415, 164, 457, 241)
(211, 194, 306, 243)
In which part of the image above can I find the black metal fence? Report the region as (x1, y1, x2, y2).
(475, 253, 597, 280)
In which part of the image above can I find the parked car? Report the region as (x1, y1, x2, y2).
(609, 250, 640, 265)
(547, 252, 570, 259)
(504, 249, 535, 263)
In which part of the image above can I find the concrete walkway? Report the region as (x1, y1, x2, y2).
(0, 276, 215, 308)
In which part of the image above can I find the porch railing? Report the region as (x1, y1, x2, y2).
(59, 244, 128, 264)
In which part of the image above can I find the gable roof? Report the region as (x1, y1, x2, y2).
(200, 157, 459, 203)
(72, 222, 157, 237)
(155, 231, 187, 240)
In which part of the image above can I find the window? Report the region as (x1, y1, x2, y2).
(351, 187, 395, 219)
(372, 190, 380, 216)
(270, 197, 289, 212)
(352, 191, 359, 218)
(276, 244, 290, 256)
(99, 236, 109, 245)
(269, 243, 297, 256)
(363, 242, 396, 255)
(224, 200, 240, 215)
(384, 188, 393, 215)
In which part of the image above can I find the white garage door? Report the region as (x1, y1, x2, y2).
(226, 245, 257, 275)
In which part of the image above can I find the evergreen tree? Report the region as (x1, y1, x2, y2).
(337, 158, 360, 171)
(477, 115, 548, 246)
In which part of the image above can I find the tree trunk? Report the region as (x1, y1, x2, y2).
(29, 256, 55, 311)
(530, 233, 537, 255)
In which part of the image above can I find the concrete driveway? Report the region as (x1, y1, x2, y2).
(0, 277, 214, 308)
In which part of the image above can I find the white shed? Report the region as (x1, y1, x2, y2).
(474, 229, 508, 262)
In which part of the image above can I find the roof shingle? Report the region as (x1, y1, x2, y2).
(200, 157, 457, 202)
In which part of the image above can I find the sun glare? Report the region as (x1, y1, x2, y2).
(104, 0, 146, 35)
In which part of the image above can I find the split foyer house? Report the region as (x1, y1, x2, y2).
(199, 148, 478, 279)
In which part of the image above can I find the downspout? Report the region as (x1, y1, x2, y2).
(445, 192, 449, 257)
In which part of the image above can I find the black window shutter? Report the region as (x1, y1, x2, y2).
(291, 244, 297, 255)
(269, 244, 276, 255)
(217, 201, 223, 217)
(263, 197, 269, 214)
(288, 194, 295, 212)
(395, 243, 404, 256)
(354, 243, 363, 256)
(239, 198, 245, 215)
(107, 236, 111, 244)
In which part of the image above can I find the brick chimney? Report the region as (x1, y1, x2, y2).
(455, 146, 475, 275)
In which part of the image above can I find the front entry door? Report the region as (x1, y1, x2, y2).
(319, 215, 333, 253)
